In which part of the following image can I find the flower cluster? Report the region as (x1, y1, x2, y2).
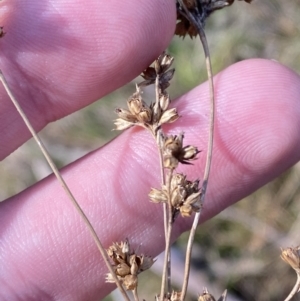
(149, 173, 201, 220)
(176, 0, 252, 38)
(114, 53, 179, 134)
(163, 133, 200, 169)
(281, 246, 300, 271)
(106, 240, 154, 290)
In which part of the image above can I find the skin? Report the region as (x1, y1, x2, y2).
(0, 1, 300, 300)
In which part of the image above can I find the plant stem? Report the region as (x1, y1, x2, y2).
(283, 270, 300, 301)
(154, 75, 169, 241)
(176, 3, 215, 300)
(152, 74, 172, 298)
(160, 169, 174, 300)
(133, 287, 140, 301)
(0, 70, 130, 301)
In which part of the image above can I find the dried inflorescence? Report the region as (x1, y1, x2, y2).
(163, 133, 200, 169)
(106, 240, 154, 290)
(113, 52, 204, 296)
(139, 53, 175, 91)
(281, 246, 300, 271)
(149, 173, 202, 221)
(176, 0, 252, 38)
(114, 53, 179, 134)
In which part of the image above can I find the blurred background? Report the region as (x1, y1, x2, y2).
(1, 1, 300, 300)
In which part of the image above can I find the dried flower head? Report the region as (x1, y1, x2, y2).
(114, 87, 153, 130)
(149, 173, 202, 220)
(106, 240, 155, 290)
(176, 0, 252, 38)
(163, 133, 200, 169)
(281, 246, 300, 271)
(139, 52, 175, 93)
(114, 54, 178, 133)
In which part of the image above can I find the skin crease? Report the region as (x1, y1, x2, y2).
(0, 1, 300, 301)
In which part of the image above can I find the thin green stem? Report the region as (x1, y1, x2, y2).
(0, 70, 130, 301)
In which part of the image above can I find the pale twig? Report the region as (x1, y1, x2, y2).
(154, 75, 168, 241)
(283, 270, 300, 301)
(133, 287, 140, 301)
(176, 3, 215, 300)
(153, 74, 172, 298)
(160, 169, 174, 300)
(0, 70, 130, 301)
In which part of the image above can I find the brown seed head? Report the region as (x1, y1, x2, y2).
(159, 108, 179, 125)
(155, 52, 174, 75)
(123, 274, 138, 290)
(176, 0, 252, 38)
(149, 188, 168, 203)
(159, 93, 170, 111)
(106, 239, 154, 290)
(114, 118, 134, 131)
(163, 133, 200, 168)
(116, 263, 131, 277)
(281, 246, 300, 271)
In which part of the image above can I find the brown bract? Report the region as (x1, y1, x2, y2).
(281, 246, 300, 271)
(114, 53, 179, 134)
(149, 173, 202, 221)
(163, 133, 200, 169)
(175, 0, 252, 38)
(106, 240, 155, 291)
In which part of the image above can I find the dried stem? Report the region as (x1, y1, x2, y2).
(154, 75, 168, 241)
(283, 270, 300, 301)
(153, 74, 172, 299)
(160, 169, 174, 300)
(177, 3, 215, 300)
(0, 70, 130, 301)
(133, 287, 140, 301)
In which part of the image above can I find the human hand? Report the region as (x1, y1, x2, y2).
(1, 1, 300, 300)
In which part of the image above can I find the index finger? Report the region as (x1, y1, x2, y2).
(0, 0, 176, 159)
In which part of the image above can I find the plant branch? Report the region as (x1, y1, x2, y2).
(176, 3, 215, 300)
(133, 287, 140, 301)
(152, 73, 172, 299)
(0, 70, 130, 301)
(283, 270, 300, 301)
(160, 169, 174, 300)
(154, 75, 168, 241)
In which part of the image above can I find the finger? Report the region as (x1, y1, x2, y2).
(1, 59, 299, 301)
(0, 0, 176, 159)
